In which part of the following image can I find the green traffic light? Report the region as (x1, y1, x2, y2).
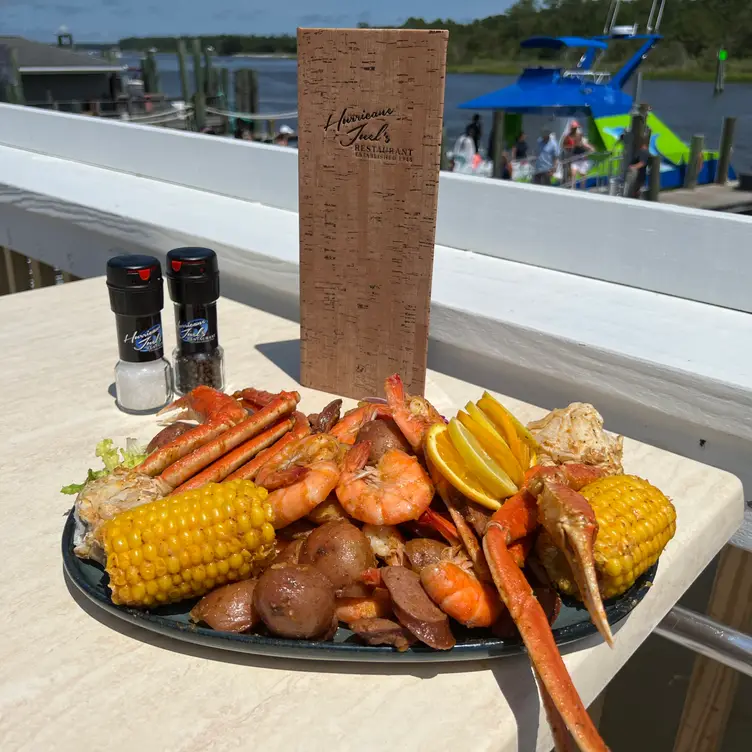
(719, 49, 728, 61)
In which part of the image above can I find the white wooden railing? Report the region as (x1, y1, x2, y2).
(1, 102, 750, 745)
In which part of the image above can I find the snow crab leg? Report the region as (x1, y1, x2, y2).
(482, 471, 610, 752)
(137, 386, 249, 476)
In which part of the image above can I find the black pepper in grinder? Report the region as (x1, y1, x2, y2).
(166, 247, 225, 395)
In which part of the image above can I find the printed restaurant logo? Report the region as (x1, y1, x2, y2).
(324, 107, 414, 163)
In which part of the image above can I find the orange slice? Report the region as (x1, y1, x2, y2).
(480, 392, 540, 450)
(458, 409, 524, 488)
(424, 424, 501, 511)
(448, 418, 518, 499)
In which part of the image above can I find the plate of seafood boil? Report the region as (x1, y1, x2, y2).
(63, 374, 676, 744)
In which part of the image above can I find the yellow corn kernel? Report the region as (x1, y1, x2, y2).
(548, 475, 677, 601)
(101, 481, 276, 608)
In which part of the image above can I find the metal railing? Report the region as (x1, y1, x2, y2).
(656, 605, 752, 678)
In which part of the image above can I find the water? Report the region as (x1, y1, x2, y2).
(127, 54, 752, 172)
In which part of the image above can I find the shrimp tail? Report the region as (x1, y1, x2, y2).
(261, 466, 310, 491)
(342, 441, 372, 473)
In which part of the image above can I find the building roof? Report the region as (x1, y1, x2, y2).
(0, 36, 121, 74)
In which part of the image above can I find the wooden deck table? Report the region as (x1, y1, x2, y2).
(0, 278, 744, 752)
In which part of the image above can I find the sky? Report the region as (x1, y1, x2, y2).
(0, 1, 516, 42)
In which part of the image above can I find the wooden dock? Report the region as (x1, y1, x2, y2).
(659, 182, 752, 214)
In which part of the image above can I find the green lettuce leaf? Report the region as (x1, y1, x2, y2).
(60, 438, 148, 495)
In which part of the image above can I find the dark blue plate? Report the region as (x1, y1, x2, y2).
(62, 510, 657, 662)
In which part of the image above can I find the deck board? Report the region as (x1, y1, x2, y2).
(659, 182, 752, 213)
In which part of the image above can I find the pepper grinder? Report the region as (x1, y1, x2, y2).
(166, 247, 225, 395)
(106, 254, 172, 413)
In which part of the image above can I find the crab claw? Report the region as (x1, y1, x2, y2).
(531, 478, 614, 648)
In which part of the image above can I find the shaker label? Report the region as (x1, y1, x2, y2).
(125, 323, 163, 353)
(179, 318, 215, 344)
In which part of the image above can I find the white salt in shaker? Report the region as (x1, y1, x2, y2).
(106, 255, 172, 413)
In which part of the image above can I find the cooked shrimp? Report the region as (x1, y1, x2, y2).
(336, 441, 435, 525)
(255, 433, 342, 488)
(383, 374, 444, 452)
(420, 552, 503, 628)
(330, 403, 392, 445)
(268, 460, 341, 529)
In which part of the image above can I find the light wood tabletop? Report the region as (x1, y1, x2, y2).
(0, 278, 743, 752)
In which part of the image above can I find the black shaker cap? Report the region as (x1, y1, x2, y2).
(166, 247, 220, 306)
(106, 254, 164, 316)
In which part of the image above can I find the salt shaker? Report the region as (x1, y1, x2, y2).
(166, 247, 225, 395)
(106, 254, 172, 413)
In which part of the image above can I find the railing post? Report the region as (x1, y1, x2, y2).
(684, 134, 704, 189)
(715, 116, 736, 185)
(29, 259, 57, 288)
(2, 248, 31, 294)
(672, 545, 752, 751)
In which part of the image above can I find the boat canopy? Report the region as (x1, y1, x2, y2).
(520, 36, 609, 51)
(458, 68, 632, 115)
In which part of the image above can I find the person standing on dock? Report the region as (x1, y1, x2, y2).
(467, 114, 482, 154)
(513, 131, 528, 161)
(628, 136, 651, 198)
(533, 130, 559, 186)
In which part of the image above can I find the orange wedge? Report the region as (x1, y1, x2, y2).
(448, 418, 518, 499)
(424, 423, 501, 511)
(457, 409, 525, 488)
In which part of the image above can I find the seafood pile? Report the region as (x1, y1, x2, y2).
(67, 375, 677, 752)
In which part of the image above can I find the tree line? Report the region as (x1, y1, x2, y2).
(116, 0, 751, 71)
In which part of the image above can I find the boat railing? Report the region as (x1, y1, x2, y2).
(561, 69, 613, 84)
(507, 149, 624, 191)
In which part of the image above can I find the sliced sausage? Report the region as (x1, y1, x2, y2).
(350, 618, 417, 652)
(189, 579, 259, 633)
(380, 566, 455, 650)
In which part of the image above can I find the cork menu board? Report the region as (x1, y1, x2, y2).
(298, 28, 448, 399)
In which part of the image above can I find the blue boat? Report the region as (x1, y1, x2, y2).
(457, 0, 734, 190)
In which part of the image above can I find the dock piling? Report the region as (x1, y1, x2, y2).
(203, 47, 216, 98)
(685, 134, 705, 189)
(715, 116, 736, 185)
(714, 48, 727, 95)
(144, 49, 159, 94)
(219, 67, 230, 134)
(8, 48, 25, 105)
(176, 39, 191, 112)
(648, 155, 662, 201)
(191, 38, 207, 131)
(491, 111, 505, 179)
(249, 70, 259, 136)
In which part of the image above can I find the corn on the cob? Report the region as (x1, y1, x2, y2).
(542, 474, 677, 600)
(100, 479, 276, 608)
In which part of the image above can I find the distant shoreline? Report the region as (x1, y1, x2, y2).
(117, 49, 752, 84)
